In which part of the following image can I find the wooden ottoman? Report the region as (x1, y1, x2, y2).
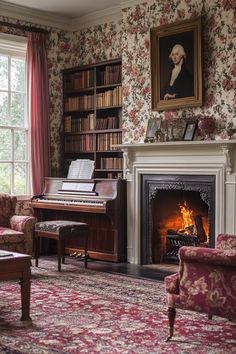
(34, 220, 89, 271)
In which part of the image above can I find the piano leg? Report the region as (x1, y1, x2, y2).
(62, 239, 65, 265)
(58, 239, 62, 272)
(84, 232, 88, 269)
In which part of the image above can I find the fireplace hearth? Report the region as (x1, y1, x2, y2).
(142, 174, 215, 264)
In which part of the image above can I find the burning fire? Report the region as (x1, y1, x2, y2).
(178, 201, 195, 234)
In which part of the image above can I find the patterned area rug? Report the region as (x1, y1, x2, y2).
(0, 257, 236, 353)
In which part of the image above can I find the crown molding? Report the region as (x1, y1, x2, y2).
(71, 5, 122, 31)
(0, 0, 144, 32)
(0, 0, 69, 30)
(71, 0, 144, 30)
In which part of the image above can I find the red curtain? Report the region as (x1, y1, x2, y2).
(26, 32, 50, 195)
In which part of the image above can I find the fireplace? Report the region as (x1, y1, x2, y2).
(116, 140, 236, 265)
(141, 174, 215, 264)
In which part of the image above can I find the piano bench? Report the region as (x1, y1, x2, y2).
(34, 220, 89, 272)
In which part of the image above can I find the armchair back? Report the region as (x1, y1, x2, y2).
(0, 193, 17, 226)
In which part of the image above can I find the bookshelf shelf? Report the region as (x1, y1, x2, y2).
(63, 58, 123, 179)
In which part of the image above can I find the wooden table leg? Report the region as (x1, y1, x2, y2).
(19, 270, 31, 321)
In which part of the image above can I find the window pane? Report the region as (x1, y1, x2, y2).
(14, 162, 26, 194)
(0, 163, 11, 193)
(0, 55, 8, 90)
(14, 130, 26, 160)
(11, 92, 25, 127)
(0, 92, 9, 124)
(11, 58, 25, 92)
(0, 129, 12, 160)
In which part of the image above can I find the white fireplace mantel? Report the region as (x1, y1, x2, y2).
(115, 140, 236, 264)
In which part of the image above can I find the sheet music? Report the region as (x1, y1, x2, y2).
(61, 182, 95, 192)
(67, 159, 95, 179)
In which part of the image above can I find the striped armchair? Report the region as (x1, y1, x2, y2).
(164, 234, 236, 340)
(0, 193, 37, 255)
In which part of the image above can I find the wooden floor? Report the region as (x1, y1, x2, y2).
(68, 256, 179, 281)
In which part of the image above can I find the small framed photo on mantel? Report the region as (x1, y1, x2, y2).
(183, 121, 197, 141)
(144, 118, 161, 142)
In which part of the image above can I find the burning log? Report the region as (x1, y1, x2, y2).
(194, 215, 207, 243)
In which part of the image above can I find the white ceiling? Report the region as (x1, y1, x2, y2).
(0, 0, 141, 30)
(1, 0, 125, 18)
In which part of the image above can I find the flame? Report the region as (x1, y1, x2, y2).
(179, 201, 194, 232)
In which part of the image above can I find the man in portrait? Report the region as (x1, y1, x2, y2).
(162, 44, 194, 100)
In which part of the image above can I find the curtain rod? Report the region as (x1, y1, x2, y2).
(0, 20, 49, 34)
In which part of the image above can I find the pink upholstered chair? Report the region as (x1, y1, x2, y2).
(0, 193, 37, 255)
(164, 234, 236, 340)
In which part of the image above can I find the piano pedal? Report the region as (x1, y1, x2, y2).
(70, 252, 78, 257)
(75, 252, 82, 258)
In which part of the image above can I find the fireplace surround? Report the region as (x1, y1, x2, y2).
(116, 140, 236, 264)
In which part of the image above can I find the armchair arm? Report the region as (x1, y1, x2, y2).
(164, 273, 179, 294)
(216, 233, 236, 251)
(179, 246, 236, 267)
(10, 215, 37, 233)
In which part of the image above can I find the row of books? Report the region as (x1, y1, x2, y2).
(100, 157, 123, 169)
(64, 114, 95, 132)
(96, 86, 122, 108)
(64, 95, 94, 111)
(65, 135, 94, 153)
(95, 116, 119, 130)
(65, 132, 122, 152)
(107, 172, 123, 178)
(97, 132, 122, 151)
(73, 70, 94, 90)
(96, 64, 122, 86)
(64, 70, 94, 90)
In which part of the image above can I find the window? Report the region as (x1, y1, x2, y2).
(0, 33, 29, 196)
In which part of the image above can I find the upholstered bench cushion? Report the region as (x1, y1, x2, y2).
(35, 220, 89, 236)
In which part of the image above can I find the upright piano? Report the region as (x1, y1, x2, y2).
(30, 177, 127, 262)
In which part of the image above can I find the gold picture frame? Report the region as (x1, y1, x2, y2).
(150, 17, 202, 111)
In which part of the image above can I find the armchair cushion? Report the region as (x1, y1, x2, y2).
(0, 227, 26, 254)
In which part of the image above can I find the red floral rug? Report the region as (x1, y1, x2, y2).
(0, 257, 236, 353)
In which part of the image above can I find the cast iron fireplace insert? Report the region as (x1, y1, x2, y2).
(141, 174, 215, 264)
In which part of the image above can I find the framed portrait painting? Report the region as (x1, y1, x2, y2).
(150, 17, 202, 111)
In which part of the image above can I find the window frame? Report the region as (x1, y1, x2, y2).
(0, 33, 30, 198)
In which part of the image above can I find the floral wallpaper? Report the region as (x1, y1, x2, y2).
(121, 0, 236, 143)
(0, 0, 236, 179)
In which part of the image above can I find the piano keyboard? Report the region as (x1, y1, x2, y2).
(34, 198, 105, 207)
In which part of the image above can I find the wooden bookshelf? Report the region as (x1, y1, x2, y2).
(62, 58, 123, 178)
